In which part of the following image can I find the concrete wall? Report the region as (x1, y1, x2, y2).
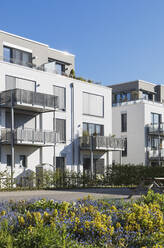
(112, 101, 145, 165)
(0, 60, 112, 175)
(112, 100, 164, 165)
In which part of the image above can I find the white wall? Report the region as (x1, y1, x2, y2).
(113, 100, 164, 165)
(0, 61, 112, 175)
(112, 101, 145, 165)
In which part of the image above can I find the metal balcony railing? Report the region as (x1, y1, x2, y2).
(0, 89, 58, 112)
(79, 136, 124, 151)
(148, 123, 164, 135)
(148, 149, 164, 160)
(0, 128, 56, 146)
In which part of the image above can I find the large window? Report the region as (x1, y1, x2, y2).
(121, 113, 127, 132)
(53, 86, 66, 110)
(5, 75, 36, 91)
(83, 123, 104, 136)
(56, 119, 66, 142)
(83, 92, 104, 117)
(3, 46, 32, 67)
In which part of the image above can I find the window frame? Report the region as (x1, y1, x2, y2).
(56, 118, 66, 143)
(122, 138, 127, 157)
(3, 46, 32, 68)
(7, 154, 12, 167)
(53, 85, 66, 111)
(83, 92, 104, 118)
(121, 113, 127, 132)
(20, 155, 27, 168)
(83, 122, 104, 136)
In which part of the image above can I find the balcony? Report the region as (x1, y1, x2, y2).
(79, 136, 124, 151)
(0, 128, 56, 146)
(0, 89, 58, 112)
(148, 149, 164, 161)
(148, 123, 164, 136)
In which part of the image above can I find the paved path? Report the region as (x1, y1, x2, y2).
(0, 188, 144, 202)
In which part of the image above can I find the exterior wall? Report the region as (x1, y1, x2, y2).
(112, 100, 164, 166)
(0, 61, 112, 176)
(112, 101, 145, 165)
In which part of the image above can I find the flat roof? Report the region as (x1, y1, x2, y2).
(109, 79, 157, 88)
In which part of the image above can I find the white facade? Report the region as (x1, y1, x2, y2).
(112, 99, 164, 166)
(0, 30, 124, 182)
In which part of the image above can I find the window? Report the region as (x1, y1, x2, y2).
(20, 155, 26, 167)
(7, 155, 11, 167)
(56, 157, 65, 171)
(3, 47, 11, 62)
(56, 119, 66, 142)
(83, 123, 104, 136)
(151, 113, 161, 126)
(83, 92, 104, 117)
(121, 113, 127, 132)
(53, 86, 66, 110)
(3, 46, 32, 67)
(150, 137, 161, 150)
(122, 138, 127, 157)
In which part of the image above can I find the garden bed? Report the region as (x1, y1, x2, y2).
(0, 190, 163, 247)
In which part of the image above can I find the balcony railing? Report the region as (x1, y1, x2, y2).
(79, 136, 124, 151)
(148, 149, 164, 160)
(0, 128, 57, 146)
(148, 123, 164, 136)
(0, 89, 58, 112)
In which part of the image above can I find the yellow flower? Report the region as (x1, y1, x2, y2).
(18, 216, 25, 226)
(116, 222, 121, 229)
(0, 210, 6, 216)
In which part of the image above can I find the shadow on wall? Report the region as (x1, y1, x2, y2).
(15, 168, 35, 187)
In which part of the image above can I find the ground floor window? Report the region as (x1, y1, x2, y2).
(83, 158, 104, 175)
(20, 155, 26, 168)
(122, 138, 127, 157)
(56, 157, 65, 171)
(7, 154, 11, 167)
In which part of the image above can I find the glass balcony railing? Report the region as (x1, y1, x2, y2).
(79, 136, 124, 151)
(0, 89, 58, 112)
(148, 149, 164, 160)
(148, 123, 164, 135)
(0, 128, 57, 146)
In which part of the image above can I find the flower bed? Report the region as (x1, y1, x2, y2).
(0, 191, 163, 247)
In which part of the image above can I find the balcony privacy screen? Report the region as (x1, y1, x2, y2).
(83, 92, 104, 117)
(6, 75, 35, 91)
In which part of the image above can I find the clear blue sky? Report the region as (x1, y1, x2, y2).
(1, 0, 164, 85)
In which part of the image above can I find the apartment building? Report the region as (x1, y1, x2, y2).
(0, 30, 123, 183)
(110, 80, 164, 166)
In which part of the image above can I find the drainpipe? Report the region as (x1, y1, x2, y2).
(11, 91, 15, 187)
(70, 83, 74, 171)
